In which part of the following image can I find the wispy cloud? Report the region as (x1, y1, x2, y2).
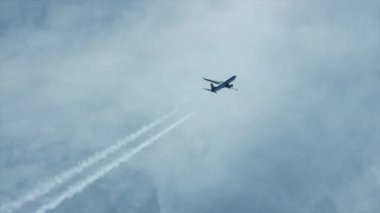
(35, 112, 194, 213)
(0, 110, 176, 213)
(0, 1, 379, 213)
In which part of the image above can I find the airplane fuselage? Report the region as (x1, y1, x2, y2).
(210, 75, 236, 93)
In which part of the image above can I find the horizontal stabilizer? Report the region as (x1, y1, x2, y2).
(204, 88, 216, 93)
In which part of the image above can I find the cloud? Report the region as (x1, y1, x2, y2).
(0, 0, 379, 213)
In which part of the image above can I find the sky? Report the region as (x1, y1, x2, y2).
(0, 0, 379, 213)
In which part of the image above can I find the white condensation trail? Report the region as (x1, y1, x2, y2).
(0, 110, 177, 213)
(35, 112, 194, 213)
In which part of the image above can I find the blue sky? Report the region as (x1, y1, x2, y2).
(0, 1, 379, 213)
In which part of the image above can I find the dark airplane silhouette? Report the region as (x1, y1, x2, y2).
(203, 76, 237, 93)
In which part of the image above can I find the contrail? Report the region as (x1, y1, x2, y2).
(0, 110, 177, 213)
(35, 112, 194, 213)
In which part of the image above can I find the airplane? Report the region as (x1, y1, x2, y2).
(203, 75, 237, 93)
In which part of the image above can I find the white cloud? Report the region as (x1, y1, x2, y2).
(0, 1, 379, 212)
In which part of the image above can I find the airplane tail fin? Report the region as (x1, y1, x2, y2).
(203, 83, 216, 93)
(210, 83, 215, 90)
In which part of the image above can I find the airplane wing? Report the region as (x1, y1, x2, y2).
(203, 77, 222, 85)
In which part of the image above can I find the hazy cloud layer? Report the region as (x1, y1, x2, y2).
(1, 1, 379, 213)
